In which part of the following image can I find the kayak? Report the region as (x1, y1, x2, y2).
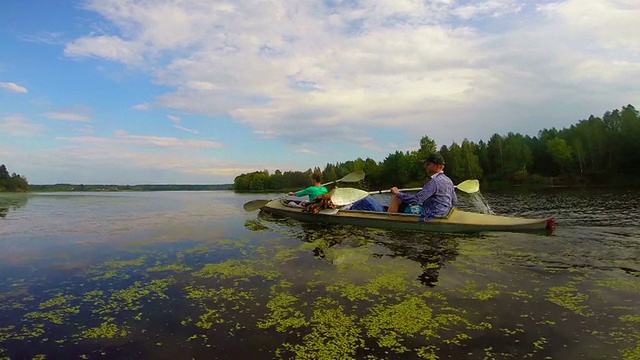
(260, 199, 556, 234)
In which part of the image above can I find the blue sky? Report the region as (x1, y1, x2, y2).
(1, 0, 638, 185)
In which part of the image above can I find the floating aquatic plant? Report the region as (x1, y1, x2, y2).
(76, 319, 127, 340)
(546, 285, 592, 316)
(281, 306, 363, 360)
(103, 257, 146, 268)
(361, 296, 440, 352)
(326, 270, 411, 302)
(257, 291, 308, 332)
(192, 259, 280, 281)
(146, 263, 191, 272)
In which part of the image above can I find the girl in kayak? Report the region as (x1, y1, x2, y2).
(289, 173, 328, 204)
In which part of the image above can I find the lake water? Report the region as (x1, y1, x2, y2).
(0, 189, 638, 360)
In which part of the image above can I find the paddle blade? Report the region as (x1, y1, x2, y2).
(330, 188, 370, 206)
(243, 199, 269, 212)
(339, 170, 365, 183)
(455, 179, 480, 193)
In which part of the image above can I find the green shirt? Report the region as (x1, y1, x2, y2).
(295, 186, 328, 202)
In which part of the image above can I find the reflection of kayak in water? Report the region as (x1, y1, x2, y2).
(260, 199, 556, 234)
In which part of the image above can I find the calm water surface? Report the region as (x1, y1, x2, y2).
(0, 189, 638, 360)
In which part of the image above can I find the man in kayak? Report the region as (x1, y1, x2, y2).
(349, 153, 458, 221)
(389, 153, 458, 220)
(288, 172, 328, 204)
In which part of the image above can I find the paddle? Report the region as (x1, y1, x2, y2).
(330, 179, 480, 206)
(242, 170, 365, 211)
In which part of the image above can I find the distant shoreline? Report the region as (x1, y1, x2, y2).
(26, 184, 234, 192)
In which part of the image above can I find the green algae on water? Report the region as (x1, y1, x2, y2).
(103, 256, 146, 268)
(76, 319, 128, 340)
(546, 285, 592, 316)
(146, 263, 191, 272)
(92, 277, 176, 314)
(257, 291, 308, 332)
(193, 259, 280, 281)
(24, 294, 80, 324)
(38, 294, 76, 309)
(326, 270, 411, 302)
(361, 296, 440, 352)
(281, 306, 363, 360)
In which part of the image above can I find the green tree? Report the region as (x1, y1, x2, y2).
(547, 137, 573, 174)
(417, 136, 437, 159)
(443, 142, 464, 182)
(619, 104, 640, 173)
(487, 134, 505, 177)
(502, 133, 533, 177)
(477, 140, 491, 176)
(380, 151, 412, 187)
(0, 165, 9, 180)
(362, 158, 381, 188)
(460, 139, 483, 180)
(0, 164, 29, 192)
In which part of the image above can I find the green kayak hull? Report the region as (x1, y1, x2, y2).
(260, 200, 555, 234)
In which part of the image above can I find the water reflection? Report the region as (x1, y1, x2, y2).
(249, 211, 463, 288)
(375, 231, 460, 287)
(0, 194, 28, 218)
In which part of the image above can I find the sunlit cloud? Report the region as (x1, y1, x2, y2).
(132, 103, 152, 110)
(0, 82, 28, 94)
(174, 125, 199, 134)
(253, 130, 276, 140)
(453, 0, 524, 20)
(64, 35, 144, 65)
(18, 31, 66, 45)
(73, 125, 95, 134)
(42, 106, 92, 122)
(57, 131, 224, 150)
(294, 149, 319, 155)
(167, 115, 182, 123)
(0, 115, 45, 136)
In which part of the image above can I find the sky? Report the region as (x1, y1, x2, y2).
(0, 0, 638, 185)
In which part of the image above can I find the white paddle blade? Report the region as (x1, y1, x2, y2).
(456, 179, 480, 193)
(330, 188, 370, 206)
(339, 170, 365, 183)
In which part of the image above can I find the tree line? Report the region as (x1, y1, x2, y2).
(0, 164, 29, 192)
(234, 104, 640, 191)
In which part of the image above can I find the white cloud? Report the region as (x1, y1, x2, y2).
(57, 131, 223, 150)
(295, 149, 319, 155)
(65, 0, 640, 148)
(132, 103, 152, 110)
(42, 106, 92, 122)
(73, 125, 95, 134)
(174, 124, 199, 134)
(18, 31, 65, 45)
(0, 115, 45, 136)
(453, 0, 523, 20)
(64, 36, 144, 65)
(538, 0, 640, 54)
(0, 82, 28, 93)
(166, 115, 181, 123)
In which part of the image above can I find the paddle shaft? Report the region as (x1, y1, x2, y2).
(367, 179, 479, 196)
(367, 187, 422, 195)
(289, 173, 361, 195)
